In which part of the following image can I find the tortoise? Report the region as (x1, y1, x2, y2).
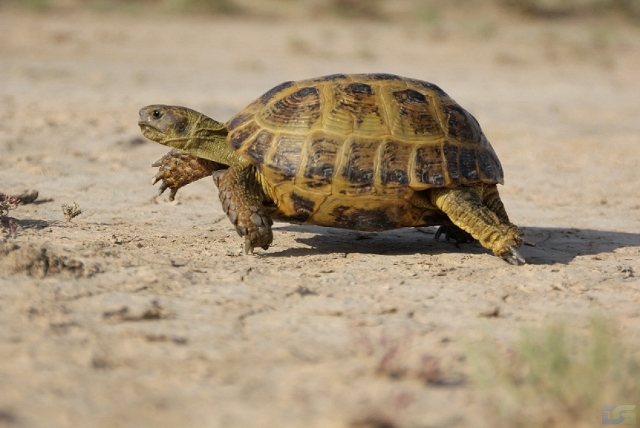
(138, 73, 525, 264)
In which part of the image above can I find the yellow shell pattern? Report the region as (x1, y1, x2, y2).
(226, 74, 503, 231)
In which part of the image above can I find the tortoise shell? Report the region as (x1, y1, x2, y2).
(225, 73, 504, 231)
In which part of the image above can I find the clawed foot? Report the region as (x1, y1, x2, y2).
(435, 223, 525, 264)
(213, 170, 273, 254)
(493, 226, 526, 265)
(435, 224, 525, 264)
(152, 150, 222, 201)
(239, 206, 273, 254)
(152, 167, 178, 201)
(501, 245, 526, 265)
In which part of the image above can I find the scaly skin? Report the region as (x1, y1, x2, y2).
(213, 164, 273, 253)
(434, 183, 512, 244)
(139, 105, 273, 254)
(138, 104, 525, 263)
(430, 184, 524, 264)
(152, 149, 224, 201)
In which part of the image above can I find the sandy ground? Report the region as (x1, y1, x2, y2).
(0, 5, 639, 427)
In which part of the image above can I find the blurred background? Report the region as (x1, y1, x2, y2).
(4, 0, 640, 20)
(1, 1, 639, 427)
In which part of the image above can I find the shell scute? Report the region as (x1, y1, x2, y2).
(268, 133, 303, 178)
(329, 204, 405, 231)
(413, 144, 445, 187)
(255, 80, 294, 107)
(337, 137, 377, 194)
(477, 149, 497, 182)
(258, 86, 322, 132)
(298, 133, 341, 193)
(227, 73, 505, 219)
(367, 73, 403, 81)
(407, 79, 449, 100)
(229, 121, 260, 150)
(390, 89, 442, 137)
(344, 82, 375, 95)
(378, 139, 412, 187)
(245, 130, 273, 164)
(227, 112, 253, 132)
(442, 141, 460, 183)
(440, 101, 480, 143)
(286, 192, 317, 222)
(326, 82, 384, 136)
(312, 73, 349, 82)
(459, 147, 480, 180)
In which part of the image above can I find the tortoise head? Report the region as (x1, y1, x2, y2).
(139, 105, 232, 163)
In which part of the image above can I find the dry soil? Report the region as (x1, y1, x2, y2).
(0, 6, 639, 428)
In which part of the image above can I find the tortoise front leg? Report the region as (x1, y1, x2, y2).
(430, 184, 525, 264)
(213, 165, 273, 254)
(152, 149, 223, 201)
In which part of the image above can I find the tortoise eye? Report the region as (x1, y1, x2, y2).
(152, 110, 162, 119)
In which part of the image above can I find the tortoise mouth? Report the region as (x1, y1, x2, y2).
(138, 121, 156, 131)
(138, 122, 167, 142)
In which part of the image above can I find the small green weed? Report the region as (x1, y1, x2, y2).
(472, 317, 640, 427)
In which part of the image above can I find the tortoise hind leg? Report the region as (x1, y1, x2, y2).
(213, 164, 273, 254)
(429, 184, 525, 264)
(481, 183, 511, 224)
(434, 224, 474, 244)
(433, 184, 510, 244)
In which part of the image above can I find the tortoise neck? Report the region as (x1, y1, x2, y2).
(204, 136, 245, 167)
(168, 115, 243, 167)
